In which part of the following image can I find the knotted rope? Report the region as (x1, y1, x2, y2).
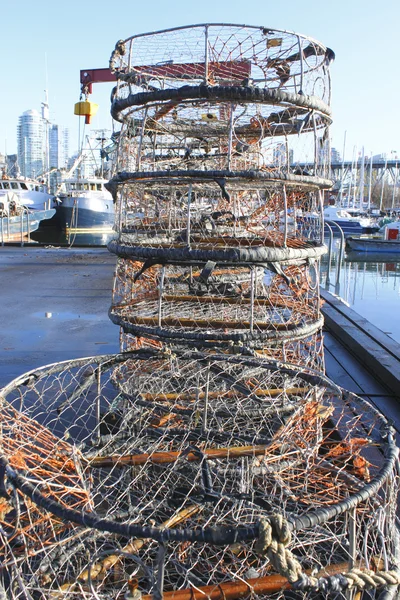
(255, 516, 400, 593)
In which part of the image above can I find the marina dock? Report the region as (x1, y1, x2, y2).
(1, 246, 399, 432)
(0, 246, 118, 387)
(322, 289, 400, 436)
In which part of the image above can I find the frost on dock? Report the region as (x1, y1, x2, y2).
(0, 23, 398, 599)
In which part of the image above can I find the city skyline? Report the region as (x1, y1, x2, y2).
(16, 108, 70, 179)
(4, 101, 397, 180)
(1, 0, 399, 162)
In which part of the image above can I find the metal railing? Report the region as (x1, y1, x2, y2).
(324, 219, 345, 294)
(1, 208, 31, 247)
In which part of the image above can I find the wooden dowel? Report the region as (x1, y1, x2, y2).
(140, 387, 308, 403)
(89, 444, 270, 468)
(139, 560, 379, 600)
(162, 294, 281, 307)
(122, 315, 299, 331)
(115, 296, 314, 315)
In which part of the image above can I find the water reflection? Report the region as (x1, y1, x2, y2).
(320, 240, 400, 342)
(30, 226, 116, 247)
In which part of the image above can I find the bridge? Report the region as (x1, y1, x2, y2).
(295, 159, 399, 208)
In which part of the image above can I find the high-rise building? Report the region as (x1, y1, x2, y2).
(62, 128, 69, 168)
(49, 125, 58, 169)
(17, 109, 44, 179)
(49, 125, 70, 169)
(331, 147, 341, 164)
(273, 142, 286, 167)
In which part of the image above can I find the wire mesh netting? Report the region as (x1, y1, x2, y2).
(106, 24, 331, 373)
(0, 22, 398, 600)
(0, 352, 398, 599)
(109, 259, 324, 370)
(108, 25, 333, 179)
(112, 101, 331, 177)
(104, 22, 331, 373)
(110, 24, 331, 95)
(107, 178, 327, 248)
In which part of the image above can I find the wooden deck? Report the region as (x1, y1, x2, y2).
(322, 289, 400, 436)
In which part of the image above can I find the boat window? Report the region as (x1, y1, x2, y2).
(3, 182, 10, 189)
(35, 185, 39, 191)
(77, 183, 83, 191)
(96, 184, 102, 191)
(20, 183, 28, 190)
(90, 184, 96, 191)
(11, 182, 18, 190)
(0, 183, 3, 189)
(83, 183, 89, 191)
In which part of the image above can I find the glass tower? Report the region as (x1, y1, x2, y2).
(49, 124, 70, 169)
(17, 109, 44, 179)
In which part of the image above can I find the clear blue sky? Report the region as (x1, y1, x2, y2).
(1, 0, 399, 161)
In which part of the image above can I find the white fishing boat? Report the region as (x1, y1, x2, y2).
(0, 191, 55, 242)
(324, 205, 379, 235)
(54, 136, 115, 232)
(55, 176, 114, 231)
(0, 175, 53, 211)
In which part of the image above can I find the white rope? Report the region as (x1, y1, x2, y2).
(255, 516, 400, 592)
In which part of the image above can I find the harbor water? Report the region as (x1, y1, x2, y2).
(321, 238, 400, 343)
(30, 223, 116, 247)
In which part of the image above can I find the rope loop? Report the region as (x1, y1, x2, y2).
(270, 513, 291, 545)
(255, 516, 400, 592)
(255, 516, 302, 584)
(255, 515, 291, 554)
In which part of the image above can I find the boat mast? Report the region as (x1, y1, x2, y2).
(379, 154, 388, 212)
(94, 129, 108, 179)
(339, 131, 346, 205)
(351, 146, 358, 208)
(41, 90, 50, 190)
(367, 152, 373, 211)
(392, 162, 398, 210)
(358, 147, 365, 211)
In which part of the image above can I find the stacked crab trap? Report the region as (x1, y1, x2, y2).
(0, 24, 398, 600)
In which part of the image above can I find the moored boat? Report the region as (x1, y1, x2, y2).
(55, 176, 114, 231)
(0, 175, 53, 210)
(0, 192, 55, 242)
(346, 222, 400, 253)
(346, 236, 400, 253)
(324, 205, 379, 235)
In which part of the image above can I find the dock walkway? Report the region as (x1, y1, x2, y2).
(322, 289, 400, 434)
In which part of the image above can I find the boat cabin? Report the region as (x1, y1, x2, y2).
(0, 180, 47, 193)
(67, 182, 104, 192)
(59, 180, 106, 194)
